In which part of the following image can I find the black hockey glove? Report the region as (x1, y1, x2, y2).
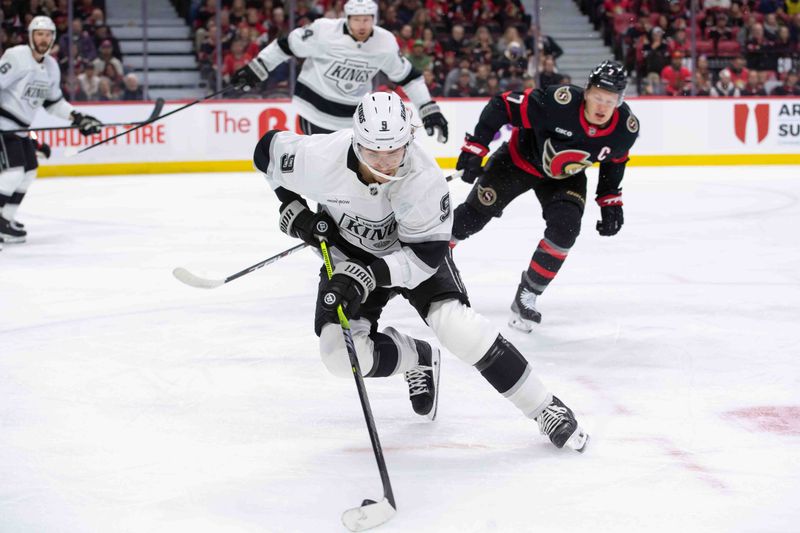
(456, 135, 489, 184)
(231, 57, 269, 91)
(321, 260, 376, 319)
(596, 192, 624, 236)
(279, 200, 338, 246)
(71, 112, 102, 136)
(34, 138, 51, 159)
(419, 101, 449, 143)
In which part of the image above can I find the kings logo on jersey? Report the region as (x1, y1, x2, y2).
(22, 81, 50, 108)
(339, 212, 398, 252)
(542, 138, 592, 179)
(324, 58, 379, 94)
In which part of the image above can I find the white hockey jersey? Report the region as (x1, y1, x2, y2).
(257, 18, 430, 131)
(258, 129, 452, 289)
(0, 45, 73, 135)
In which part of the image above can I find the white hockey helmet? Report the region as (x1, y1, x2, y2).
(28, 16, 56, 55)
(344, 0, 379, 17)
(352, 91, 415, 181)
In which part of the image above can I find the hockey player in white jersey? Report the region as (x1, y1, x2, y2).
(0, 16, 102, 247)
(253, 91, 588, 452)
(232, 0, 448, 142)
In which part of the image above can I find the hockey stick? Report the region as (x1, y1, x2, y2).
(172, 242, 307, 289)
(171, 171, 464, 290)
(319, 239, 396, 532)
(0, 98, 166, 134)
(65, 86, 235, 157)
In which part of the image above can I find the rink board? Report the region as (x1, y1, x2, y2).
(28, 96, 800, 177)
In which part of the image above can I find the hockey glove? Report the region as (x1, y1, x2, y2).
(279, 200, 338, 246)
(232, 58, 269, 91)
(596, 192, 624, 236)
(456, 135, 489, 184)
(321, 260, 376, 319)
(71, 112, 102, 136)
(419, 101, 449, 143)
(33, 138, 51, 159)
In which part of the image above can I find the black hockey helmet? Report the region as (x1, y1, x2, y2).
(586, 60, 627, 95)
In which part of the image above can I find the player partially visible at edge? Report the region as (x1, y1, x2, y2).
(0, 16, 102, 248)
(231, 0, 448, 142)
(252, 90, 589, 452)
(451, 60, 640, 331)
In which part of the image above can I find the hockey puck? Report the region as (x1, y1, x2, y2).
(361, 499, 376, 506)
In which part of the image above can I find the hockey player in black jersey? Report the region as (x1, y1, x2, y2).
(452, 60, 640, 331)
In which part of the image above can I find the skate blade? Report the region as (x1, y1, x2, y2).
(565, 426, 590, 453)
(0, 234, 25, 244)
(427, 350, 441, 421)
(508, 313, 535, 333)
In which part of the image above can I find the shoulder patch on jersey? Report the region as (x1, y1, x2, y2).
(477, 185, 497, 206)
(280, 153, 295, 172)
(626, 115, 639, 134)
(554, 86, 572, 105)
(439, 192, 451, 222)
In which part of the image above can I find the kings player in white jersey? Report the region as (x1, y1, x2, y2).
(0, 16, 102, 248)
(232, 0, 448, 142)
(253, 91, 589, 452)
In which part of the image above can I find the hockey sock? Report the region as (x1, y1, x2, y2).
(2, 170, 35, 221)
(525, 238, 571, 294)
(0, 167, 25, 215)
(474, 334, 551, 418)
(365, 327, 427, 377)
(365, 331, 401, 377)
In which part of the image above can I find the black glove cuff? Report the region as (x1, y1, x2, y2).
(279, 200, 309, 237)
(331, 260, 376, 304)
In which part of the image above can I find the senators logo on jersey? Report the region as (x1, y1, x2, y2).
(542, 138, 592, 179)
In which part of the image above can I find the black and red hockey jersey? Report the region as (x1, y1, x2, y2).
(467, 84, 640, 196)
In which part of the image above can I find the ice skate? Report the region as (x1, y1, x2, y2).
(0, 216, 25, 243)
(535, 396, 589, 452)
(509, 274, 542, 332)
(404, 340, 440, 421)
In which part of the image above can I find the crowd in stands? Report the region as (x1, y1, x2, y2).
(0, 0, 143, 101)
(4, 0, 799, 102)
(188, 0, 566, 99)
(580, 0, 800, 96)
(189, 0, 800, 99)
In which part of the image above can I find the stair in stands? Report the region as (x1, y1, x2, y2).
(106, 0, 205, 100)
(539, 0, 637, 95)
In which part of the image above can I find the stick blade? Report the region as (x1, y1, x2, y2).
(150, 97, 166, 120)
(341, 498, 396, 532)
(172, 267, 224, 289)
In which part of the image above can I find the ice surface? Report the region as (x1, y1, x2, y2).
(1, 166, 799, 532)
